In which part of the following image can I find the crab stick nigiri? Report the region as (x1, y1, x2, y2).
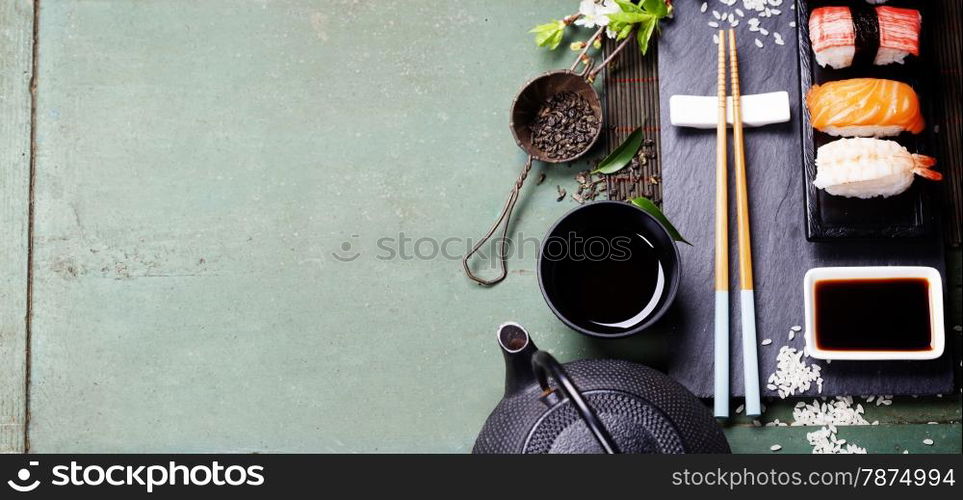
(809, 5, 921, 69)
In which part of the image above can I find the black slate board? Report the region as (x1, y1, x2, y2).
(656, 2, 953, 398)
(799, 0, 938, 240)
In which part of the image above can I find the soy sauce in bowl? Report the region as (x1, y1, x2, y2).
(538, 201, 681, 338)
(803, 266, 945, 360)
(814, 278, 932, 351)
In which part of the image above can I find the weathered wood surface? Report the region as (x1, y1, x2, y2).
(726, 422, 961, 454)
(723, 391, 961, 453)
(658, 2, 953, 398)
(26, 0, 620, 453)
(0, 0, 33, 453)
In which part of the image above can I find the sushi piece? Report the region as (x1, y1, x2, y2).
(806, 78, 925, 137)
(814, 138, 940, 198)
(809, 5, 921, 69)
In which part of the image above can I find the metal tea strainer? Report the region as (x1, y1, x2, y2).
(462, 28, 638, 285)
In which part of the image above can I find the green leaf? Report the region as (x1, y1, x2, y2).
(547, 29, 565, 50)
(630, 196, 692, 245)
(615, 0, 644, 14)
(636, 17, 657, 55)
(617, 23, 634, 40)
(530, 20, 566, 50)
(641, 0, 669, 18)
(592, 127, 645, 174)
(607, 11, 653, 25)
(530, 21, 556, 35)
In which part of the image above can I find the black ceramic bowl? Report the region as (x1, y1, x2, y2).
(537, 201, 681, 338)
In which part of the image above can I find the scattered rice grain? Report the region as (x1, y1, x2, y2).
(807, 426, 867, 454)
(791, 396, 870, 427)
(767, 345, 821, 398)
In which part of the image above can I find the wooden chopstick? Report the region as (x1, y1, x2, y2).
(728, 29, 761, 417)
(713, 30, 729, 419)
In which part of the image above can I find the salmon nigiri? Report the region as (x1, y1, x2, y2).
(805, 78, 925, 137)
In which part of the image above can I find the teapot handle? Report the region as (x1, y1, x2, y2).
(532, 351, 620, 454)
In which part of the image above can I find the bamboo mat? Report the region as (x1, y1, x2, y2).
(933, 0, 963, 247)
(601, 39, 662, 204)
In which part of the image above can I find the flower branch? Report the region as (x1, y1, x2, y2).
(530, 0, 673, 55)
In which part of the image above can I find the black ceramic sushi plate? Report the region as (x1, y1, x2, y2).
(797, 0, 939, 241)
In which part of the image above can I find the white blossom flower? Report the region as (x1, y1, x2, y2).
(575, 0, 620, 29)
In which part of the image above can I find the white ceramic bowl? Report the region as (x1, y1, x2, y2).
(803, 266, 945, 360)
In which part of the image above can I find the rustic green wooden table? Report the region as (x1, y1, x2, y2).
(1, 0, 958, 454)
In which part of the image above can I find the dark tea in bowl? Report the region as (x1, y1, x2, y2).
(537, 201, 681, 338)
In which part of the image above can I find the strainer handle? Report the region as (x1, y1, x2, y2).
(462, 156, 534, 286)
(586, 26, 638, 82)
(569, 26, 606, 74)
(532, 351, 620, 454)
(568, 26, 637, 81)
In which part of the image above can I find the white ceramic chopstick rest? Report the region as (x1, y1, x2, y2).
(669, 91, 791, 129)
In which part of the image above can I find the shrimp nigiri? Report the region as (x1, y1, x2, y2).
(814, 138, 940, 198)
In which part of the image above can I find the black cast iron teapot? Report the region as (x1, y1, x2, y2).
(473, 323, 730, 454)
